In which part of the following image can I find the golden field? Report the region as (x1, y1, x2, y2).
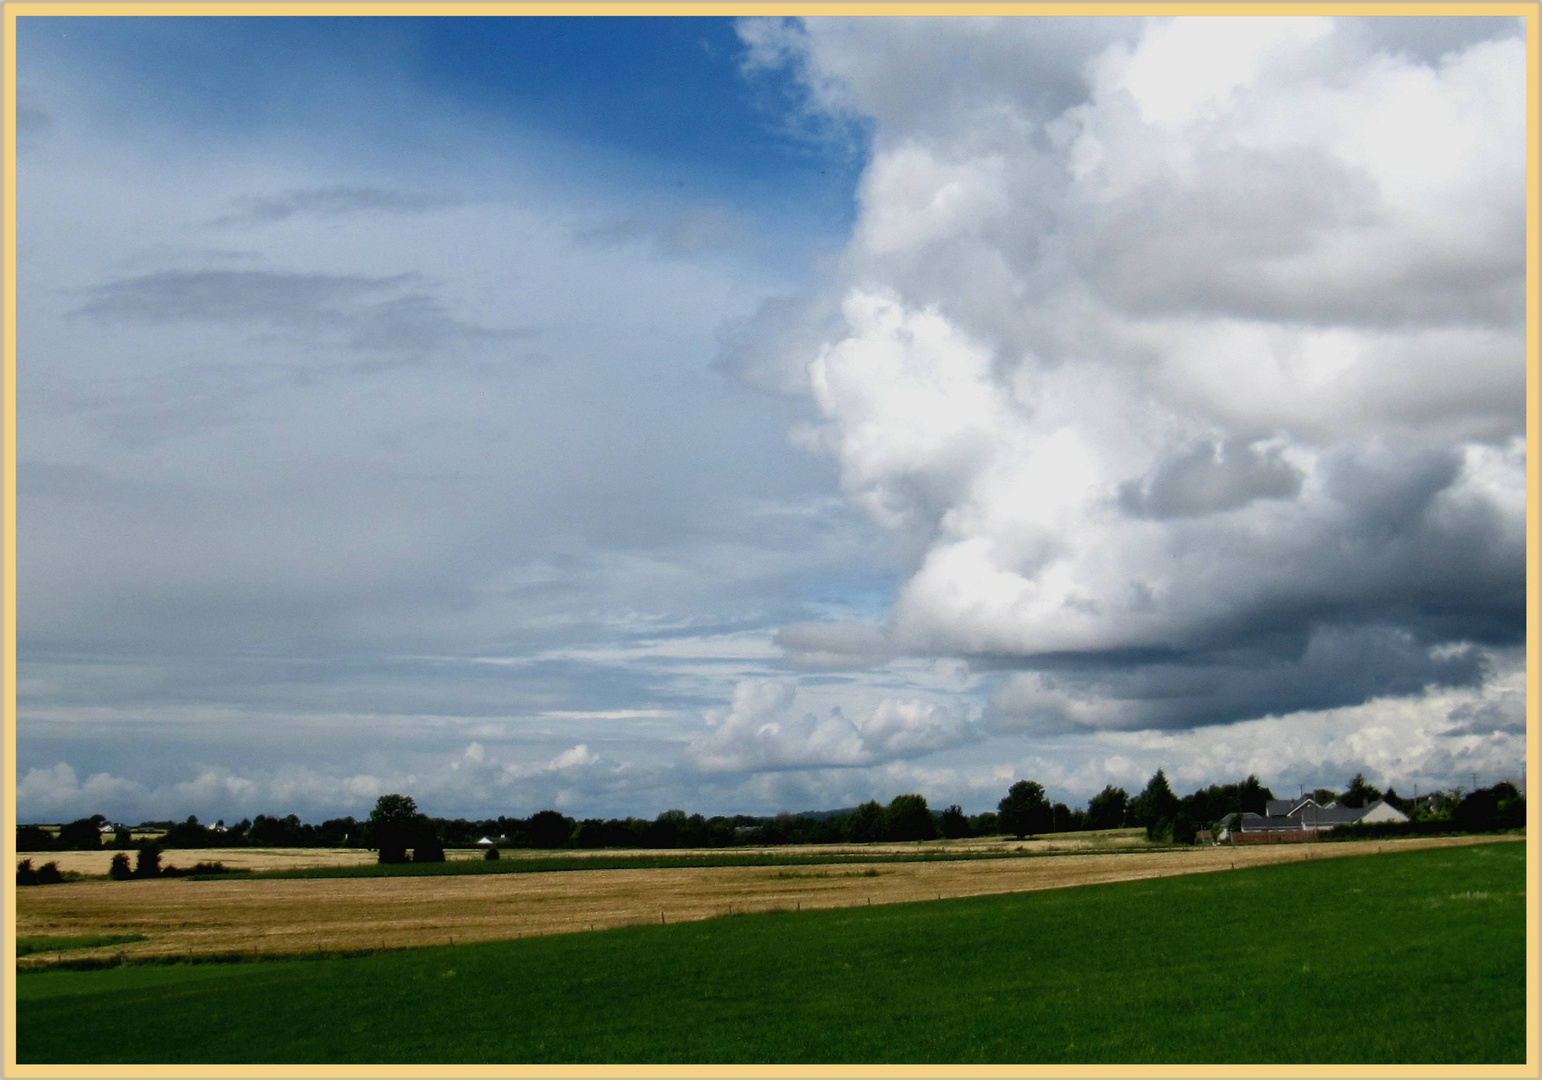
(16, 827, 1153, 877)
(14, 833, 1516, 968)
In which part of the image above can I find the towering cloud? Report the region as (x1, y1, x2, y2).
(738, 16, 1526, 735)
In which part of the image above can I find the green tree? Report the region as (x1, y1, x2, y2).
(845, 800, 886, 843)
(1340, 773, 1382, 809)
(939, 804, 969, 839)
(885, 794, 937, 842)
(998, 781, 1052, 839)
(527, 810, 574, 849)
(1238, 774, 1272, 815)
(368, 794, 419, 864)
(1086, 786, 1128, 830)
(1170, 810, 1198, 845)
(1128, 769, 1180, 836)
(108, 853, 134, 880)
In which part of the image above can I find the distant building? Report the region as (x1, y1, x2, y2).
(1234, 797, 1407, 838)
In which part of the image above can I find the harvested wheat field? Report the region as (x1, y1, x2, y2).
(15, 828, 1157, 878)
(16, 833, 1515, 968)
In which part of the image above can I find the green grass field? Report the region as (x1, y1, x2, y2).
(16, 842, 1526, 1064)
(16, 934, 147, 958)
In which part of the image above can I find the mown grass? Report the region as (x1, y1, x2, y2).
(208, 843, 1179, 881)
(16, 935, 148, 957)
(17, 842, 1525, 1064)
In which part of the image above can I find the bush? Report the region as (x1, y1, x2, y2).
(16, 860, 64, 886)
(483, 846, 500, 861)
(108, 853, 134, 880)
(35, 862, 63, 885)
(412, 835, 446, 863)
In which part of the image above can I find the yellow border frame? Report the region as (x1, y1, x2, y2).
(1, 3, 1537, 1077)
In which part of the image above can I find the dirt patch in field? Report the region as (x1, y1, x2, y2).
(16, 834, 1516, 967)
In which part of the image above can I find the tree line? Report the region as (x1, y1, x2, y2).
(16, 771, 1526, 871)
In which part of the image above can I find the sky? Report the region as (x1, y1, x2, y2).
(12, 14, 1530, 824)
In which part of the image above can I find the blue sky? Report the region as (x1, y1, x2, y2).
(14, 14, 1528, 824)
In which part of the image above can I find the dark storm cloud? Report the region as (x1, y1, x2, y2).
(988, 623, 1486, 735)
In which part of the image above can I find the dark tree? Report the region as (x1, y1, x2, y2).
(16, 859, 36, 886)
(368, 794, 419, 864)
(108, 853, 134, 880)
(135, 843, 162, 878)
(412, 831, 446, 862)
(1128, 770, 1179, 835)
(59, 816, 105, 850)
(1340, 773, 1382, 809)
(845, 800, 886, 843)
(1085, 786, 1128, 830)
(16, 826, 55, 851)
(483, 846, 500, 861)
(1170, 811, 1198, 845)
(885, 794, 937, 842)
(1051, 802, 1076, 833)
(527, 810, 575, 849)
(1238, 775, 1273, 815)
(998, 781, 1053, 839)
(939, 804, 969, 839)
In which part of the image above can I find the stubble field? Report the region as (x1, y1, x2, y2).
(15, 832, 1511, 966)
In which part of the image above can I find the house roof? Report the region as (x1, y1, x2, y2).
(1238, 813, 1304, 832)
(1293, 803, 1364, 826)
(1267, 797, 1321, 818)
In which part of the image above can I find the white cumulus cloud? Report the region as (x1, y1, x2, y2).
(737, 15, 1526, 734)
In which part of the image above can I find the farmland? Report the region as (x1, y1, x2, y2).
(15, 841, 1526, 1064)
(15, 832, 1514, 965)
